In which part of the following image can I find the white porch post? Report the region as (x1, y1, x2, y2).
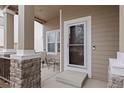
(59, 9, 64, 72)
(10, 5, 41, 88)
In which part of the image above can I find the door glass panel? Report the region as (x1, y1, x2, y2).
(69, 24, 84, 44)
(69, 46, 84, 65)
(69, 24, 84, 66)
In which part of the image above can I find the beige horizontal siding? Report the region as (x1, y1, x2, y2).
(43, 5, 119, 81)
(91, 7, 119, 81)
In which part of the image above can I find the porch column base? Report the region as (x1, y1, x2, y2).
(108, 52, 124, 88)
(10, 50, 41, 88)
(107, 74, 124, 88)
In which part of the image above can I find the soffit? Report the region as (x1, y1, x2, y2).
(0, 5, 65, 22)
(34, 5, 64, 21)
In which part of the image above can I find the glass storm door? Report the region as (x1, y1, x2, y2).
(68, 23, 86, 67)
(64, 16, 91, 75)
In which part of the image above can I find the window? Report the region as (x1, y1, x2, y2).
(46, 30, 60, 54)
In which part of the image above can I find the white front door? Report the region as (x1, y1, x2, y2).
(64, 16, 92, 78)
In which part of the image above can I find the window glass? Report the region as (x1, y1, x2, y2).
(57, 43, 60, 52)
(47, 31, 60, 53)
(57, 32, 60, 52)
(48, 43, 55, 52)
(69, 24, 84, 44)
(48, 32, 56, 43)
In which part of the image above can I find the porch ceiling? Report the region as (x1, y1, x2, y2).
(34, 5, 64, 21)
(0, 5, 64, 23)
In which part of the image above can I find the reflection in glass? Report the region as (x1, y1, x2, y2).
(48, 43, 55, 52)
(69, 46, 84, 65)
(69, 24, 84, 66)
(47, 31, 60, 53)
(69, 24, 84, 44)
(48, 32, 56, 43)
(57, 43, 60, 52)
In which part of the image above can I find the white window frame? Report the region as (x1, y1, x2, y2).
(46, 29, 60, 54)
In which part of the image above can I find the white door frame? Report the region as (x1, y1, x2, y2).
(64, 16, 92, 78)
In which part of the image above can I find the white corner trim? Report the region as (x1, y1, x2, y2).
(59, 9, 63, 72)
(3, 8, 15, 15)
(10, 50, 41, 60)
(86, 16, 92, 78)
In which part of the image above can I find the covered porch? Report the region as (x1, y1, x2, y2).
(0, 5, 123, 88)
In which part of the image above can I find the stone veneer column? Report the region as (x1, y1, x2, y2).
(10, 57, 41, 88)
(10, 5, 41, 88)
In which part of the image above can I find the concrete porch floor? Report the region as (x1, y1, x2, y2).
(0, 63, 107, 88)
(42, 75, 107, 88)
(41, 65, 107, 88)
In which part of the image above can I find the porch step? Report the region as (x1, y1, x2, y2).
(56, 70, 88, 88)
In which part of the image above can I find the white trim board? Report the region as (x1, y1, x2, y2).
(64, 16, 92, 78)
(10, 50, 41, 60)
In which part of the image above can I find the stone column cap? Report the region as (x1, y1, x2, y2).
(10, 50, 41, 60)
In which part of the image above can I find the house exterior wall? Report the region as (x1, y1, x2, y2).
(4, 13, 14, 49)
(43, 5, 119, 81)
(18, 5, 34, 50)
